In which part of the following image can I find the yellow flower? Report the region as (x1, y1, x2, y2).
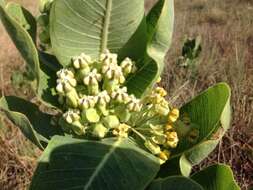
(165, 124, 173, 131)
(168, 108, 180, 123)
(112, 124, 130, 138)
(166, 131, 179, 148)
(159, 150, 171, 161)
(155, 87, 167, 97)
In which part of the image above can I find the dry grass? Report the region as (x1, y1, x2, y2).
(0, 0, 252, 189)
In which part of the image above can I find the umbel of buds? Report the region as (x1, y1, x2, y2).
(56, 50, 180, 164)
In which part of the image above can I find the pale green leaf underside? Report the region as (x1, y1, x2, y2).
(50, 0, 144, 66)
(0, 2, 40, 83)
(148, 176, 203, 190)
(30, 136, 159, 190)
(191, 164, 240, 190)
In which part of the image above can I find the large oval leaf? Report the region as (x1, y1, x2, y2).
(30, 136, 160, 190)
(159, 83, 231, 177)
(191, 164, 240, 190)
(0, 1, 40, 83)
(0, 96, 63, 149)
(127, 0, 174, 97)
(148, 176, 203, 190)
(50, 0, 145, 66)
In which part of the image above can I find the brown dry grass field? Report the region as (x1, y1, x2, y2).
(0, 0, 253, 189)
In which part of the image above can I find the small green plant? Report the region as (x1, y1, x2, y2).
(177, 35, 202, 79)
(0, 0, 240, 189)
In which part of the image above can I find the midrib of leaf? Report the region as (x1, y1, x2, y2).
(101, 0, 112, 53)
(84, 138, 122, 190)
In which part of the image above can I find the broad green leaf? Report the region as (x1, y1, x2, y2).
(174, 83, 231, 155)
(191, 164, 240, 190)
(30, 136, 160, 190)
(127, 0, 174, 97)
(0, 96, 64, 149)
(148, 176, 203, 190)
(50, 0, 145, 66)
(118, 17, 147, 62)
(146, 0, 174, 73)
(0, 2, 40, 83)
(160, 83, 231, 177)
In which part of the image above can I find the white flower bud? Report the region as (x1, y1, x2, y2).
(97, 91, 110, 106)
(100, 49, 117, 65)
(83, 69, 102, 86)
(57, 69, 74, 79)
(63, 110, 80, 124)
(120, 57, 136, 76)
(127, 95, 142, 112)
(79, 95, 98, 109)
(56, 69, 77, 94)
(72, 54, 92, 69)
(111, 87, 130, 103)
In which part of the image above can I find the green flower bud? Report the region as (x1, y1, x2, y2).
(114, 105, 131, 123)
(102, 115, 120, 129)
(66, 90, 79, 108)
(151, 135, 166, 145)
(103, 78, 120, 93)
(71, 121, 86, 136)
(144, 140, 161, 155)
(82, 108, 100, 123)
(91, 123, 108, 138)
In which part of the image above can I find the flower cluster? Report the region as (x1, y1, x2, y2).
(56, 50, 179, 163)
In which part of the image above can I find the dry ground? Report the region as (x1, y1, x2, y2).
(0, 0, 252, 189)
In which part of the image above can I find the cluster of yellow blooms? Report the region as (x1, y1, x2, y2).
(56, 50, 179, 163)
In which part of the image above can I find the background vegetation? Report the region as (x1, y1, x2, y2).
(0, 0, 252, 189)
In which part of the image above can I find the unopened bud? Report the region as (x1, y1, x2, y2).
(144, 140, 161, 155)
(92, 123, 108, 138)
(102, 115, 120, 129)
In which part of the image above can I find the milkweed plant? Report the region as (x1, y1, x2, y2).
(0, 0, 240, 189)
